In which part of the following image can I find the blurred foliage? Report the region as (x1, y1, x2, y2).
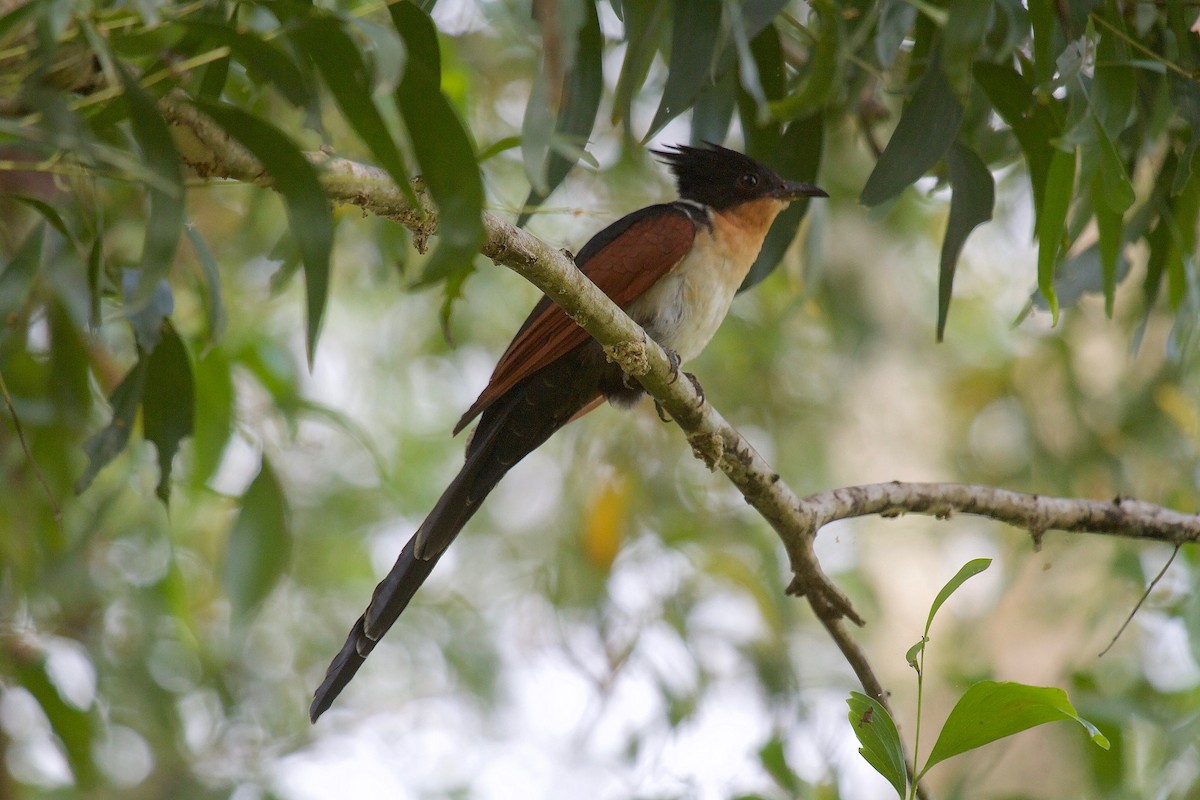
(1, 0, 1200, 798)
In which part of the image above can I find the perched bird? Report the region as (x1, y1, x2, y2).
(310, 143, 826, 721)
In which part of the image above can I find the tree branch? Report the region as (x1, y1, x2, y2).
(794, 482, 1200, 550)
(162, 96, 1198, 797)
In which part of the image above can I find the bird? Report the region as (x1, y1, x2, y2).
(309, 142, 826, 722)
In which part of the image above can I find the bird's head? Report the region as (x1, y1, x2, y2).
(653, 142, 827, 210)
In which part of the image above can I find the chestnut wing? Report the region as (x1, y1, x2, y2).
(453, 204, 698, 434)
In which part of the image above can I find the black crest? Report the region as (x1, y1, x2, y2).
(653, 142, 786, 209)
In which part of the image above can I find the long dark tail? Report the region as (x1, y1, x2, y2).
(310, 343, 620, 722)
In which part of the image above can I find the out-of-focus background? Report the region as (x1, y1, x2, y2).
(3, 0, 1200, 798)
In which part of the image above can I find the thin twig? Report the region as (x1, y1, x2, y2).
(815, 609, 934, 800)
(0, 369, 62, 527)
(1098, 543, 1182, 657)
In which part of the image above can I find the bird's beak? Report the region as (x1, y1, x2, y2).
(774, 180, 828, 201)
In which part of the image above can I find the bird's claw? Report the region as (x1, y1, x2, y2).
(655, 400, 672, 423)
(665, 348, 682, 384)
(685, 372, 705, 407)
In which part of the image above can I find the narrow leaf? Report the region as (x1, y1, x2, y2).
(925, 558, 991, 637)
(185, 223, 226, 342)
(75, 354, 150, 494)
(974, 62, 1058, 222)
(645, 0, 723, 140)
(740, 112, 824, 290)
(390, 3, 485, 286)
(14, 656, 98, 787)
(0, 222, 44, 323)
(123, 269, 174, 352)
(861, 63, 964, 206)
(1093, 177, 1123, 317)
(876, 0, 916, 68)
(613, 0, 670, 128)
(190, 348, 234, 489)
(758, 736, 802, 794)
(195, 101, 333, 364)
(941, 0, 991, 88)
(767, 0, 841, 121)
(922, 681, 1110, 777)
(116, 62, 184, 310)
(1036, 148, 1076, 323)
(847, 692, 907, 798)
(142, 323, 195, 504)
(691, 70, 738, 146)
(519, 0, 603, 224)
(182, 20, 310, 107)
(291, 16, 415, 206)
(938, 143, 994, 340)
(223, 457, 291, 621)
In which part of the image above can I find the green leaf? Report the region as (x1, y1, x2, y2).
(184, 223, 226, 343)
(645, 0, 723, 140)
(691, 69, 738, 146)
(876, 0, 916, 68)
(941, 0, 992, 89)
(1093, 177, 1123, 317)
(758, 735, 802, 794)
(190, 347, 234, 490)
(14, 655, 98, 788)
(123, 270, 174, 352)
(1032, 242, 1129, 313)
(75, 352, 150, 494)
(767, 0, 841, 121)
(847, 692, 907, 798)
(142, 323, 195, 504)
(182, 19, 311, 107)
(1091, 116, 1133, 214)
(195, 101, 333, 365)
(921, 681, 1110, 777)
(116, 62, 184, 311)
(290, 16, 415, 206)
(519, 0, 603, 225)
(974, 62, 1059, 222)
(1036, 148, 1076, 323)
(613, 0, 670, 129)
(860, 63, 964, 206)
(0, 222, 44, 324)
(4, 193, 74, 241)
(390, 2, 485, 286)
(740, 112, 824, 290)
(906, 637, 927, 669)
(223, 457, 291, 621)
(924, 558, 991, 637)
(938, 142, 994, 340)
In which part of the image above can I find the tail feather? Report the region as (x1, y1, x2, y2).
(310, 340, 623, 722)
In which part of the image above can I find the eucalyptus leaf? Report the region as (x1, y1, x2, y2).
(1036, 148, 1076, 323)
(519, 0, 603, 225)
(223, 458, 291, 622)
(142, 323, 195, 504)
(116, 62, 183, 313)
(196, 101, 333, 365)
(645, 0, 723, 140)
(390, 2, 485, 287)
(861, 63, 963, 207)
(938, 143, 994, 340)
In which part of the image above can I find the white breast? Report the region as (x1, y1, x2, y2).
(624, 223, 757, 363)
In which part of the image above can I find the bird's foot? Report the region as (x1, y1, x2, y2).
(664, 348, 682, 384)
(685, 372, 705, 408)
(655, 400, 672, 423)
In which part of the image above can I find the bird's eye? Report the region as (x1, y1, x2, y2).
(738, 173, 759, 190)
